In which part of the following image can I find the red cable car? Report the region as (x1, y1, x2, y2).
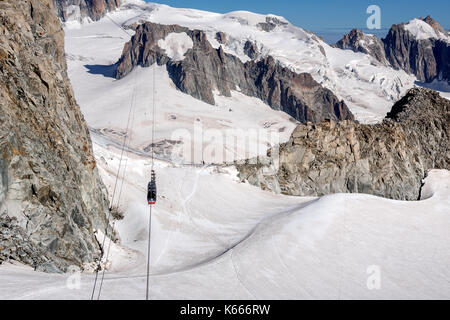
(147, 170, 157, 205)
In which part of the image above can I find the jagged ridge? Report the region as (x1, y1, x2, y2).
(115, 22, 355, 124)
(236, 88, 450, 200)
(335, 16, 450, 83)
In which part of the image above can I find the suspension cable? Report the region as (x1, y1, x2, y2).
(146, 57, 157, 301)
(90, 64, 138, 301)
(146, 205, 153, 300)
(95, 71, 138, 300)
(87, 11, 157, 302)
(89, 12, 262, 300)
(105, 14, 134, 38)
(152, 61, 156, 170)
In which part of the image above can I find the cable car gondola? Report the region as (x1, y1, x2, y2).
(147, 170, 157, 205)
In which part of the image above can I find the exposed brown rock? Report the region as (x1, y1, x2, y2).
(244, 40, 258, 59)
(236, 88, 450, 200)
(334, 29, 389, 65)
(215, 31, 227, 44)
(243, 57, 355, 123)
(335, 17, 450, 83)
(0, 0, 112, 272)
(257, 16, 288, 32)
(53, 0, 120, 22)
(383, 23, 442, 83)
(423, 15, 445, 34)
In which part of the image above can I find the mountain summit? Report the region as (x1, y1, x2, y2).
(335, 16, 450, 84)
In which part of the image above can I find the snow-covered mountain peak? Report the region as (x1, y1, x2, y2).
(405, 18, 440, 40)
(404, 17, 450, 42)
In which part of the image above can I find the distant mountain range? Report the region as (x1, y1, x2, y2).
(334, 16, 450, 84)
(312, 28, 390, 44)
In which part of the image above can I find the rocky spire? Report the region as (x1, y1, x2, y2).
(334, 29, 389, 66)
(335, 16, 450, 84)
(423, 15, 445, 34)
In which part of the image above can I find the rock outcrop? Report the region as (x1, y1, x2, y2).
(236, 88, 449, 200)
(335, 16, 450, 83)
(116, 22, 355, 123)
(257, 16, 288, 32)
(243, 57, 354, 123)
(423, 15, 445, 34)
(0, 0, 112, 272)
(53, 0, 120, 22)
(334, 29, 389, 66)
(215, 31, 227, 44)
(244, 40, 259, 59)
(383, 22, 447, 83)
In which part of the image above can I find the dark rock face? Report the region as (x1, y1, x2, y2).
(116, 22, 354, 123)
(236, 88, 450, 200)
(242, 57, 355, 123)
(423, 15, 445, 34)
(116, 23, 190, 79)
(244, 40, 258, 59)
(53, 0, 120, 22)
(334, 29, 389, 65)
(215, 31, 227, 44)
(335, 16, 450, 83)
(0, 215, 53, 272)
(0, 0, 112, 272)
(257, 16, 288, 32)
(435, 40, 450, 82)
(383, 24, 441, 83)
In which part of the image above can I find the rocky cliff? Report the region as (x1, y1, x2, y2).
(335, 16, 450, 84)
(115, 22, 354, 123)
(334, 29, 389, 66)
(0, 0, 112, 272)
(236, 88, 449, 200)
(53, 0, 120, 22)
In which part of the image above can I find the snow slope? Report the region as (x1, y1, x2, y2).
(157, 32, 193, 61)
(1, 163, 449, 299)
(404, 18, 450, 42)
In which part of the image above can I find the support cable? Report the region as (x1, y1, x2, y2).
(96, 72, 138, 300)
(146, 58, 157, 301)
(90, 65, 138, 301)
(146, 205, 153, 300)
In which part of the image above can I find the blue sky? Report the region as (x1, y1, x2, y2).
(146, 0, 450, 30)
